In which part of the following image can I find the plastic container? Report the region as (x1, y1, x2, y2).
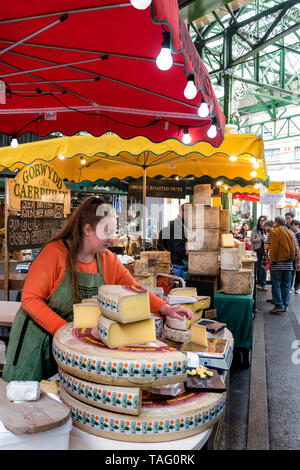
(0, 416, 73, 450)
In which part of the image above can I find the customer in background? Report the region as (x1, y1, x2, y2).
(265, 216, 299, 314)
(235, 221, 249, 241)
(285, 212, 295, 230)
(291, 220, 300, 294)
(251, 216, 267, 291)
(263, 220, 274, 303)
(158, 203, 188, 266)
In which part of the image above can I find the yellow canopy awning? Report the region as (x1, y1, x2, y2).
(0, 133, 268, 186)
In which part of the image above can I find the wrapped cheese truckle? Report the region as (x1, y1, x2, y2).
(186, 228, 219, 251)
(163, 324, 191, 344)
(133, 260, 148, 277)
(98, 285, 151, 323)
(220, 248, 240, 271)
(188, 251, 219, 276)
(234, 239, 246, 259)
(220, 269, 254, 295)
(219, 209, 230, 230)
(97, 314, 156, 349)
(185, 204, 219, 230)
(193, 184, 212, 206)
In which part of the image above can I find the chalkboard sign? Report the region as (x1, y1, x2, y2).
(21, 201, 65, 219)
(7, 216, 66, 251)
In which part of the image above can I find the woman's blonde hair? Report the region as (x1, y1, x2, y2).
(49, 196, 112, 302)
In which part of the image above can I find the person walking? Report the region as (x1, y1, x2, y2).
(265, 216, 299, 313)
(291, 220, 300, 294)
(251, 216, 267, 291)
(285, 212, 295, 230)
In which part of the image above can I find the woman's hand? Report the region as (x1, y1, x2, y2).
(159, 304, 194, 321)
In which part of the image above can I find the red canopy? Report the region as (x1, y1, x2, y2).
(0, 0, 225, 145)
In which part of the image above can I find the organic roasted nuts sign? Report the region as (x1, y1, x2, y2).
(128, 178, 186, 199)
(8, 161, 70, 215)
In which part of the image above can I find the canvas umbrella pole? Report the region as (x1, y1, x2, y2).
(142, 166, 147, 251)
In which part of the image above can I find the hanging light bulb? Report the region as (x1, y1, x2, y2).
(253, 162, 259, 169)
(250, 170, 257, 178)
(80, 157, 86, 165)
(58, 155, 65, 160)
(216, 180, 223, 186)
(11, 137, 18, 148)
(184, 75, 197, 100)
(207, 122, 217, 139)
(130, 0, 152, 9)
(254, 183, 260, 189)
(198, 102, 210, 118)
(156, 31, 173, 71)
(182, 127, 191, 144)
(250, 157, 256, 164)
(229, 156, 238, 162)
(224, 185, 229, 190)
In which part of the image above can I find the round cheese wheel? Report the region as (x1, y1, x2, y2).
(58, 367, 142, 416)
(60, 387, 226, 442)
(53, 323, 187, 386)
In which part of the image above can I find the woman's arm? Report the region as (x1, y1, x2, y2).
(21, 242, 68, 335)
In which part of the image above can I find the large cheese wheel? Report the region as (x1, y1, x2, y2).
(220, 248, 240, 270)
(220, 269, 253, 295)
(58, 367, 142, 416)
(193, 184, 212, 206)
(186, 228, 219, 252)
(60, 387, 226, 442)
(219, 209, 230, 229)
(185, 204, 219, 229)
(188, 251, 219, 276)
(53, 324, 187, 386)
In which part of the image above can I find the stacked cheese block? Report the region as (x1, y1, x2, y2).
(187, 184, 220, 277)
(162, 287, 211, 344)
(140, 251, 171, 274)
(54, 286, 225, 442)
(219, 229, 253, 295)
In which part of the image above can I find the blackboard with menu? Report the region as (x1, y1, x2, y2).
(7, 201, 66, 252)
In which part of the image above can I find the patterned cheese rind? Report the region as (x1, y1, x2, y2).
(58, 367, 141, 415)
(60, 387, 226, 442)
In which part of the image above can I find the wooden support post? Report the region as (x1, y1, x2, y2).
(4, 178, 9, 301)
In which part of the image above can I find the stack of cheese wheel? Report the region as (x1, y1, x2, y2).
(54, 285, 226, 442)
(163, 287, 211, 345)
(219, 232, 253, 295)
(187, 184, 220, 276)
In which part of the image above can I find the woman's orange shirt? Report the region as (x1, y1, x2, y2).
(21, 240, 166, 335)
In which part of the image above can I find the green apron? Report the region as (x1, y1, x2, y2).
(3, 253, 105, 382)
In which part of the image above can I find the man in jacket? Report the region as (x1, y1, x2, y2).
(158, 203, 188, 266)
(291, 220, 300, 294)
(265, 216, 299, 313)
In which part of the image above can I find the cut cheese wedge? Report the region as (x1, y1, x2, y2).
(169, 287, 197, 297)
(191, 323, 208, 347)
(221, 233, 235, 248)
(166, 310, 203, 331)
(98, 285, 151, 323)
(98, 314, 156, 349)
(73, 303, 101, 328)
